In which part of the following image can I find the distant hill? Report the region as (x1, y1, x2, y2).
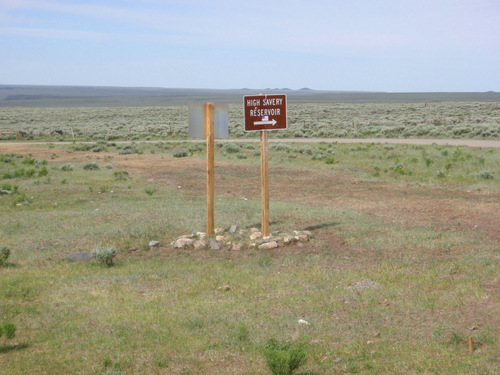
(1, 85, 499, 107)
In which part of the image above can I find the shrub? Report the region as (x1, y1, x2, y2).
(118, 143, 139, 155)
(71, 143, 93, 152)
(37, 165, 49, 177)
(311, 153, 325, 161)
(264, 338, 307, 375)
(1, 154, 14, 163)
(91, 144, 107, 152)
(91, 245, 116, 267)
(61, 164, 74, 172)
(293, 130, 304, 138)
(113, 171, 129, 180)
(0, 184, 18, 195)
(22, 157, 36, 165)
(298, 145, 313, 155)
(83, 162, 100, 170)
(479, 170, 494, 180)
(436, 170, 446, 178)
(223, 143, 241, 153)
(173, 148, 189, 158)
(0, 246, 10, 265)
(189, 144, 203, 153)
(271, 143, 288, 151)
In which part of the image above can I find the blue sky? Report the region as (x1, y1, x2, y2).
(1, 0, 499, 91)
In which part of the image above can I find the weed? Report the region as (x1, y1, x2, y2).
(103, 357, 113, 368)
(325, 156, 335, 165)
(235, 323, 249, 343)
(264, 338, 307, 375)
(448, 332, 464, 347)
(14, 192, 30, 206)
(0, 246, 10, 266)
(153, 354, 169, 368)
(1, 321, 17, 346)
(145, 187, 156, 196)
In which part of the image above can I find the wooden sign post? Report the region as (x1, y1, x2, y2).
(243, 94, 287, 237)
(260, 130, 270, 236)
(205, 103, 215, 236)
(189, 102, 227, 237)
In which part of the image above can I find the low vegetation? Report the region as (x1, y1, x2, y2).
(0, 141, 498, 374)
(91, 245, 117, 267)
(0, 246, 10, 266)
(1, 102, 499, 141)
(264, 338, 308, 375)
(0, 321, 17, 345)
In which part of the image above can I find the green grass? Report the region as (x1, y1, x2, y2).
(0, 144, 499, 374)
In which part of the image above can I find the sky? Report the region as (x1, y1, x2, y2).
(1, 0, 499, 92)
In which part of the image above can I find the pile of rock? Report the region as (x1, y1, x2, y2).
(171, 225, 312, 251)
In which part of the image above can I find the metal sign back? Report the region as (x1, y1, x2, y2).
(189, 103, 228, 139)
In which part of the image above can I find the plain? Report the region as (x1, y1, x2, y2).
(0, 138, 499, 374)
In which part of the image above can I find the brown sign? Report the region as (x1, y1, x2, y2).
(244, 94, 287, 131)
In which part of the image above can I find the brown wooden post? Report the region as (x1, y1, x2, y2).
(205, 103, 215, 236)
(261, 130, 270, 237)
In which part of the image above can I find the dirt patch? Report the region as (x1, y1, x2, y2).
(2, 143, 499, 242)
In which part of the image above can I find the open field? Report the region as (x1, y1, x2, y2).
(0, 140, 499, 374)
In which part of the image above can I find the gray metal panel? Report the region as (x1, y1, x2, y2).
(188, 103, 228, 139)
(188, 103, 204, 139)
(214, 104, 228, 139)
